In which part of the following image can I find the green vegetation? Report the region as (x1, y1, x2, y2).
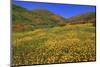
(12, 4, 96, 66)
(12, 23, 96, 66)
(66, 12, 96, 24)
(12, 4, 66, 32)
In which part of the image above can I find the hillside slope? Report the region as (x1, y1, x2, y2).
(12, 4, 96, 32)
(66, 12, 96, 25)
(12, 4, 66, 31)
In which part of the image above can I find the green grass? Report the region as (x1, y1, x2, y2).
(12, 23, 96, 66)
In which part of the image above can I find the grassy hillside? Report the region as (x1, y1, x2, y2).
(12, 4, 96, 32)
(12, 4, 96, 66)
(12, 4, 66, 32)
(66, 12, 96, 25)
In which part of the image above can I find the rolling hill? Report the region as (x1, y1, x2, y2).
(66, 12, 96, 25)
(12, 4, 96, 66)
(12, 4, 66, 31)
(12, 4, 96, 32)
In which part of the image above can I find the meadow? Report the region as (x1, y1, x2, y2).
(12, 23, 96, 66)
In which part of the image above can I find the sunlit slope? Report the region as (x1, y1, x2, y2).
(12, 4, 96, 32)
(66, 12, 96, 25)
(12, 23, 96, 65)
(12, 4, 66, 31)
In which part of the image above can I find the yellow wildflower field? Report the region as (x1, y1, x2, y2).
(12, 23, 96, 65)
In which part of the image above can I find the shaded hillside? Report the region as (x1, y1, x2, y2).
(66, 12, 96, 25)
(12, 4, 66, 31)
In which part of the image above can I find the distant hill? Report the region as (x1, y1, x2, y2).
(66, 12, 96, 25)
(12, 4, 96, 31)
(12, 4, 66, 31)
